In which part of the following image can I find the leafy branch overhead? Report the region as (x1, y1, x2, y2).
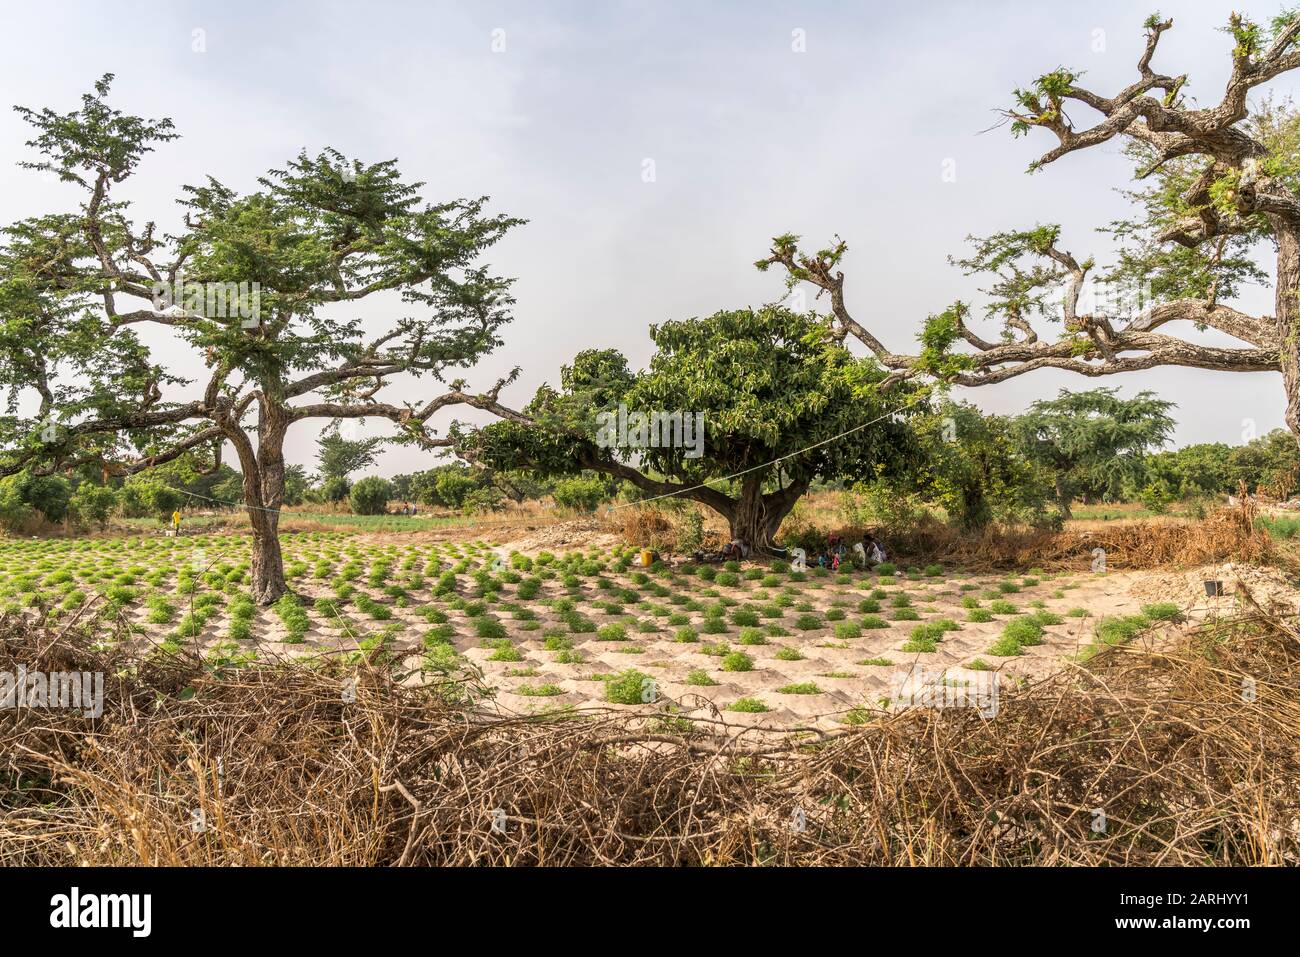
(758, 11, 1300, 437)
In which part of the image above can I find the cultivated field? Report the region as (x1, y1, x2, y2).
(4, 519, 1283, 732)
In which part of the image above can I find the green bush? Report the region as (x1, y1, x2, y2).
(349, 476, 395, 515)
(69, 482, 119, 528)
(321, 476, 351, 502)
(606, 669, 654, 704)
(551, 475, 611, 513)
(721, 651, 754, 672)
(19, 473, 74, 523)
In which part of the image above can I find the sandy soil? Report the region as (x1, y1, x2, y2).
(14, 523, 1291, 735)
(155, 550, 1208, 732)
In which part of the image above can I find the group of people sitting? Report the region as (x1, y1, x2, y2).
(695, 532, 888, 568)
(812, 532, 888, 570)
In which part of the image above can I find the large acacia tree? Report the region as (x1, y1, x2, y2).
(759, 12, 1300, 439)
(463, 306, 920, 551)
(0, 77, 523, 603)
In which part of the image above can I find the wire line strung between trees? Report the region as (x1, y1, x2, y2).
(151, 392, 928, 522)
(603, 391, 931, 513)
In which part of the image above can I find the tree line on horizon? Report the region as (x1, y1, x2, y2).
(4, 385, 1297, 534)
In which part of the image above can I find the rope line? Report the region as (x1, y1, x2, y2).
(160, 390, 927, 522)
(605, 391, 928, 512)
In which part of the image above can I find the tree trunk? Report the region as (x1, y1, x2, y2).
(1054, 476, 1073, 520)
(720, 476, 809, 555)
(1277, 224, 1300, 444)
(726, 477, 765, 550)
(249, 506, 286, 605)
(241, 400, 290, 606)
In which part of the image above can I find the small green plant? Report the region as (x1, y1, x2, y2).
(475, 617, 508, 641)
(726, 697, 769, 713)
(834, 621, 862, 640)
(596, 623, 627, 642)
(605, 669, 653, 704)
(775, 682, 822, 695)
(1001, 616, 1046, 647)
(486, 639, 523, 662)
(685, 668, 718, 686)
(1095, 614, 1151, 645)
(1140, 602, 1183, 622)
(902, 623, 943, 652)
(721, 651, 754, 672)
(986, 634, 1023, 656)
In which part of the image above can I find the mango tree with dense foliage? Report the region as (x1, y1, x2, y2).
(462, 306, 920, 551)
(0, 77, 523, 603)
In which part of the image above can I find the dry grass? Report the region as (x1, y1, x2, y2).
(3, 581, 1298, 866)
(613, 494, 1279, 573)
(880, 504, 1278, 572)
(610, 505, 681, 552)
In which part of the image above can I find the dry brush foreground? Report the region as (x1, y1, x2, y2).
(2, 588, 1298, 866)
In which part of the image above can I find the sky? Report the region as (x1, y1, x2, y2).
(0, 0, 1295, 477)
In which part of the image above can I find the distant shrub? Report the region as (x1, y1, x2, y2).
(551, 475, 611, 513)
(349, 476, 395, 515)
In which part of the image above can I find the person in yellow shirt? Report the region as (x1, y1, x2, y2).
(171, 510, 182, 535)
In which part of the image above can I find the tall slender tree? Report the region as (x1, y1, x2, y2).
(0, 76, 523, 603)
